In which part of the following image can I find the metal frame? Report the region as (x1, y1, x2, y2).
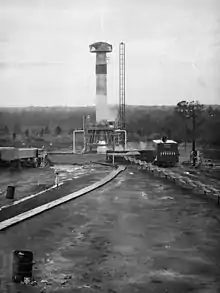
(84, 128, 115, 153)
(115, 129, 127, 150)
(73, 130, 84, 153)
(119, 42, 126, 130)
(81, 116, 115, 153)
(73, 129, 127, 153)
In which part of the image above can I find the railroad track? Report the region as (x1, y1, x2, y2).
(125, 156, 220, 203)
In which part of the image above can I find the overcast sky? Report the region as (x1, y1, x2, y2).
(0, 0, 220, 106)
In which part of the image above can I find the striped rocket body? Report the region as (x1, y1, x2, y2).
(96, 53, 108, 122)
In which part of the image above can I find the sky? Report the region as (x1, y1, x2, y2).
(0, 0, 220, 107)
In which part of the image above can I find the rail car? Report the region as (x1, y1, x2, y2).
(105, 137, 179, 167)
(0, 147, 43, 168)
(152, 138, 179, 167)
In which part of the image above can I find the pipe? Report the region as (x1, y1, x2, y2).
(73, 130, 84, 153)
(83, 116, 87, 152)
(115, 129, 127, 150)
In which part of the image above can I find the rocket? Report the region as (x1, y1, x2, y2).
(89, 42, 112, 123)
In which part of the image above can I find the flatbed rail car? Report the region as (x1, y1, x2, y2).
(106, 149, 156, 164)
(0, 147, 44, 168)
(152, 139, 179, 167)
(0, 147, 16, 161)
(106, 150, 128, 164)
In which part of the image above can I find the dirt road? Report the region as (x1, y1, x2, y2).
(0, 167, 220, 292)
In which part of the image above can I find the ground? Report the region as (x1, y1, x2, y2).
(0, 164, 111, 221)
(0, 167, 220, 293)
(0, 162, 108, 209)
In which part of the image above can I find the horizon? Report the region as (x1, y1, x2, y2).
(1, 0, 220, 107)
(0, 103, 219, 109)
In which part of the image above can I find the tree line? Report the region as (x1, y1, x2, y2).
(126, 102, 220, 147)
(0, 103, 220, 147)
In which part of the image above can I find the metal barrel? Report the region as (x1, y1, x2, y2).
(6, 186, 15, 199)
(12, 250, 34, 283)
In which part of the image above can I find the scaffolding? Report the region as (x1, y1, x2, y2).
(81, 116, 115, 153)
(115, 42, 126, 148)
(118, 42, 126, 130)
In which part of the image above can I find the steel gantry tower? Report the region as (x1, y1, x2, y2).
(119, 42, 126, 129)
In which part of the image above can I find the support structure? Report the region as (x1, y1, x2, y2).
(73, 130, 84, 153)
(118, 42, 126, 130)
(81, 116, 116, 153)
(77, 116, 127, 153)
